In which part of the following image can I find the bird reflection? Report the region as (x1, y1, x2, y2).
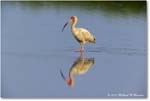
(60, 52, 94, 87)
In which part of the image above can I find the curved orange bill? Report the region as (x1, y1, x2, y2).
(60, 69, 71, 86)
(62, 23, 68, 32)
(62, 19, 70, 32)
(60, 69, 66, 80)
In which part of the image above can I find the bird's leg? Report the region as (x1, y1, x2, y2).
(75, 43, 84, 52)
(80, 50, 84, 59)
(80, 43, 84, 52)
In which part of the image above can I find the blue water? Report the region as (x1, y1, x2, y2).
(1, 1, 147, 98)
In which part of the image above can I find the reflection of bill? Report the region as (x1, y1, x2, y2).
(60, 52, 94, 87)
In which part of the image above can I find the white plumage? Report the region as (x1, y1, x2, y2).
(62, 16, 96, 52)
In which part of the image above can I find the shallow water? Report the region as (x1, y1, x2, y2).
(1, 1, 147, 98)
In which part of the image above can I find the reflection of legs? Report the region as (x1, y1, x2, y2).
(80, 51, 84, 59)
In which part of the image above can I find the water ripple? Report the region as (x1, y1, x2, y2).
(63, 46, 146, 56)
(86, 47, 146, 56)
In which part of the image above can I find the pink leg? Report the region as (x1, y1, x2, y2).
(80, 43, 84, 52)
(75, 43, 84, 52)
(80, 50, 84, 58)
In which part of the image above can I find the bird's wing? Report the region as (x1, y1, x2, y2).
(77, 28, 95, 42)
(77, 28, 90, 34)
(78, 58, 94, 74)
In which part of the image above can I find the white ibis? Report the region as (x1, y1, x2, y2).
(60, 53, 94, 87)
(62, 16, 96, 52)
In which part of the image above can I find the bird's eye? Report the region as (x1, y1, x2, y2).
(70, 16, 75, 22)
(70, 16, 74, 19)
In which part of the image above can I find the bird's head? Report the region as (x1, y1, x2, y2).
(62, 16, 78, 32)
(60, 69, 74, 87)
(66, 78, 74, 87)
(70, 16, 77, 23)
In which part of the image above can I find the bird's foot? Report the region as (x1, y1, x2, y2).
(75, 49, 84, 53)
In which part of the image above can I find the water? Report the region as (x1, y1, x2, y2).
(1, 1, 147, 98)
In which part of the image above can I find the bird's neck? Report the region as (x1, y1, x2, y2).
(71, 21, 77, 32)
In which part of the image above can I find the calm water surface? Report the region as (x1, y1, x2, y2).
(1, 1, 147, 98)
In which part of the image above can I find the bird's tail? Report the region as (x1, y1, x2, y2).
(90, 37, 96, 43)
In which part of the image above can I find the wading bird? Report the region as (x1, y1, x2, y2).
(60, 52, 94, 87)
(62, 16, 96, 52)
